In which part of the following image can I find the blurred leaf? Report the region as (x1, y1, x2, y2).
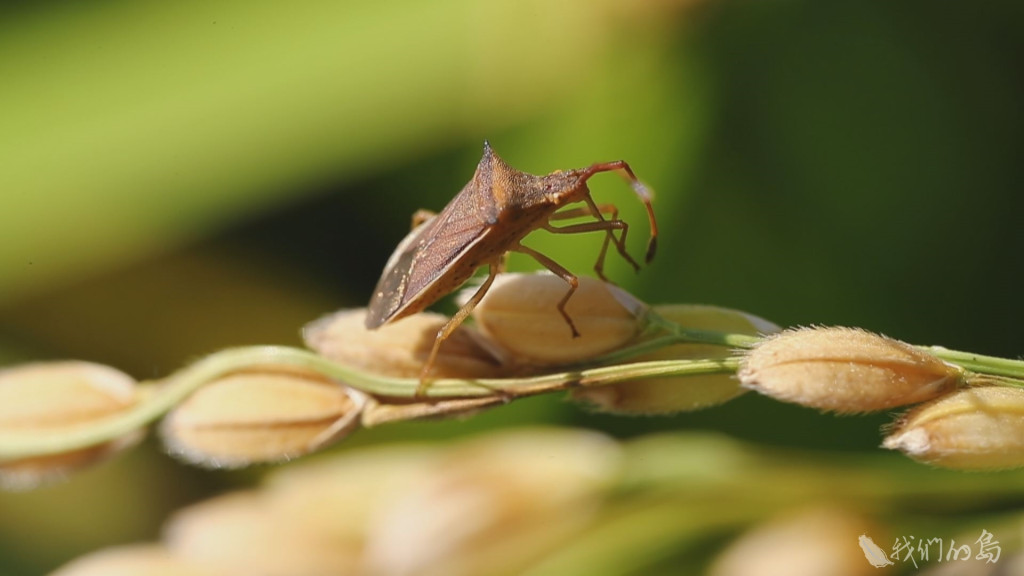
(0, 0, 679, 304)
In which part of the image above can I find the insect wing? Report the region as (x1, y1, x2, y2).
(365, 189, 496, 328)
(365, 215, 435, 328)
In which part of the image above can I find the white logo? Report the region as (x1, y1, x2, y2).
(858, 535, 894, 568)
(860, 530, 1001, 569)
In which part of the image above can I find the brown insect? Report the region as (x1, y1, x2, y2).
(366, 141, 658, 389)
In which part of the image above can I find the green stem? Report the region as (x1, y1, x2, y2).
(0, 346, 738, 461)
(642, 310, 1024, 383)
(590, 310, 759, 365)
(645, 310, 761, 348)
(3, 319, 1021, 462)
(923, 346, 1024, 381)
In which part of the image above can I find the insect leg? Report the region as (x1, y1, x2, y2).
(513, 243, 581, 338)
(548, 202, 631, 280)
(416, 261, 500, 396)
(542, 209, 639, 276)
(582, 195, 636, 277)
(579, 161, 658, 262)
(548, 205, 608, 221)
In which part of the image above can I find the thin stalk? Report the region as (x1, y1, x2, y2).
(645, 309, 761, 348)
(0, 347, 738, 461)
(923, 346, 1024, 381)
(643, 311, 1024, 383)
(3, 319, 1021, 462)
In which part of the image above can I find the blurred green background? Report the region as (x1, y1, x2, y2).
(1, 0, 1022, 573)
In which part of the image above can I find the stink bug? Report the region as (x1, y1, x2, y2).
(366, 141, 657, 390)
